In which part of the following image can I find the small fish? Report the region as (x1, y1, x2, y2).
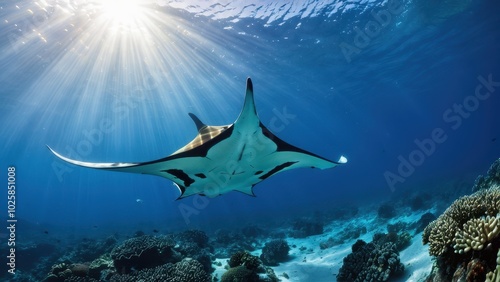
(153, 229, 159, 233)
(44, 230, 49, 234)
(136, 198, 144, 204)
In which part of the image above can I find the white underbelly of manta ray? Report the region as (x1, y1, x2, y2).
(48, 78, 347, 199)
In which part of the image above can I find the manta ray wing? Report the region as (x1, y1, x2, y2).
(48, 78, 347, 199)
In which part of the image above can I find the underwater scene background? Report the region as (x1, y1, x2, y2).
(0, 0, 499, 281)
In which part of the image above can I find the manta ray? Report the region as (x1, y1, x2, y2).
(48, 78, 347, 199)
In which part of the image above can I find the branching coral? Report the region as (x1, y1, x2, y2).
(426, 215, 458, 256)
(454, 215, 500, 254)
(423, 186, 500, 256)
(421, 160, 500, 281)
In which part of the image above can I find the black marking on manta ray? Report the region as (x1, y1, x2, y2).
(163, 169, 194, 187)
(259, 161, 297, 180)
(117, 125, 235, 170)
(259, 123, 339, 164)
(237, 144, 246, 161)
(254, 170, 263, 175)
(195, 173, 206, 179)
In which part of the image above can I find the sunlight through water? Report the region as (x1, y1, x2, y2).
(99, 0, 145, 30)
(1, 0, 250, 154)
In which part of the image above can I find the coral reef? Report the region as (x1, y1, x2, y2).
(472, 158, 500, 192)
(222, 251, 279, 282)
(228, 251, 261, 270)
(486, 249, 500, 282)
(290, 218, 323, 238)
(174, 230, 214, 273)
(414, 212, 436, 234)
(337, 238, 404, 282)
(451, 258, 489, 282)
(65, 236, 117, 263)
(213, 228, 259, 259)
(423, 160, 500, 281)
(43, 262, 98, 282)
(88, 254, 114, 280)
(454, 215, 500, 254)
(111, 235, 177, 274)
(377, 203, 396, 219)
(260, 239, 290, 266)
(40, 227, 221, 282)
(423, 185, 500, 256)
(373, 232, 411, 252)
(221, 265, 259, 282)
(177, 229, 210, 248)
(408, 194, 430, 211)
(109, 259, 210, 282)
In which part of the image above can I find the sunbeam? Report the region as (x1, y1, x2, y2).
(99, 0, 145, 30)
(0, 0, 253, 154)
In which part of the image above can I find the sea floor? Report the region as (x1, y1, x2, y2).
(211, 206, 435, 282)
(4, 181, 469, 282)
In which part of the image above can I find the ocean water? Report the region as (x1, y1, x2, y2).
(0, 0, 499, 281)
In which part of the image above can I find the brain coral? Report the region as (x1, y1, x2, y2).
(110, 235, 175, 273)
(109, 259, 210, 282)
(423, 186, 500, 256)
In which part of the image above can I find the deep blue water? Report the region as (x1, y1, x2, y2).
(0, 0, 499, 244)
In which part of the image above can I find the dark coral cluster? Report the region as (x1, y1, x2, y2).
(74, 236, 118, 262)
(377, 203, 396, 219)
(44, 263, 95, 282)
(472, 158, 500, 192)
(111, 235, 177, 273)
(174, 230, 214, 273)
(229, 251, 261, 270)
(221, 251, 279, 282)
(260, 239, 290, 266)
(337, 236, 404, 282)
(43, 230, 214, 282)
(414, 212, 436, 234)
(290, 218, 324, 238)
(212, 227, 263, 258)
(110, 259, 210, 282)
